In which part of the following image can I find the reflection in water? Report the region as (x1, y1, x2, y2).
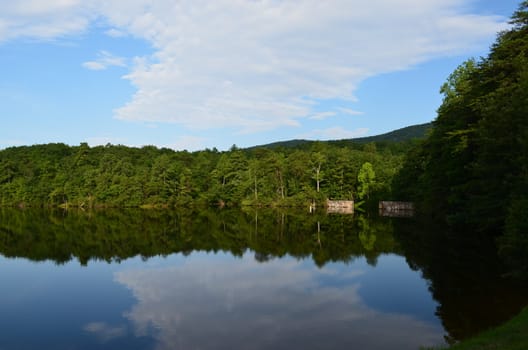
(393, 218, 528, 344)
(0, 207, 398, 267)
(83, 322, 127, 342)
(0, 207, 526, 349)
(116, 253, 443, 350)
(357, 215, 377, 251)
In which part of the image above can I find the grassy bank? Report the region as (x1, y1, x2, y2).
(429, 306, 528, 350)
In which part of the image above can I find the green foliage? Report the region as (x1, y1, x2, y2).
(393, 216, 528, 345)
(393, 2, 528, 277)
(499, 198, 528, 280)
(0, 207, 400, 268)
(0, 134, 412, 208)
(356, 162, 376, 201)
(247, 122, 432, 150)
(424, 307, 528, 350)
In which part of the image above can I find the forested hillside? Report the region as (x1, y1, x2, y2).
(393, 1, 528, 278)
(249, 122, 432, 150)
(0, 137, 417, 209)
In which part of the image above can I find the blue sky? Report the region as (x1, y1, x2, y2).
(0, 0, 521, 151)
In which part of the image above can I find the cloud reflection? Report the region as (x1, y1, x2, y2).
(83, 322, 127, 342)
(115, 253, 444, 350)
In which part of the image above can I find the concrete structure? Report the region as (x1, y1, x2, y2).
(327, 200, 354, 214)
(379, 201, 414, 217)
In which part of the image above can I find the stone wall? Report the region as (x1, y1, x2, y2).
(379, 201, 414, 217)
(327, 200, 354, 214)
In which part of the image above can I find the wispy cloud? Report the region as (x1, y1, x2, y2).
(97, 0, 507, 132)
(166, 135, 207, 152)
(0, 1, 92, 42)
(300, 127, 369, 140)
(84, 322, 126, 342)
(105, 28, 126, 38)
(309, 112, 337, 121)
(115, 253, 444, 350)
(82, 50, 126, 70)
(0, 0, 510, 134)
(338, 108, 364, 116)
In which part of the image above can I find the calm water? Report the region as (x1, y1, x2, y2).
(0, 208, 526, 350)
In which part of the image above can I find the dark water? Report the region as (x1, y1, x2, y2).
(0, 208, 526, 350)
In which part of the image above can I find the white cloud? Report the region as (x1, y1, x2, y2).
(3, 0, 81, 16)
(0, 1, 93, 42)
(338, 108, 364, 116)
(82, 50, 126, 70)
(95, 0, 507, 132)
(166, 135, 206, 152)
(82, 61, 106, 70)
(84, 322, 127, 342)
(105, 28, 126, 38)
(309, 112, 337, 120)
(0, 0, 510, 133)
(301, 127, 370, 140)
(115, 253, 444, 350)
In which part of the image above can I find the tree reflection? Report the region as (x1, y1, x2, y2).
(1, 207, 526, 344)
(392, 217, 528, 344)
(0, 208, 398, 268)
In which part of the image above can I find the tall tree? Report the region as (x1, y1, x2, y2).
(357, 162, 376, 201)
(311, 152, 326, 193)
(393, 0, 528, 269)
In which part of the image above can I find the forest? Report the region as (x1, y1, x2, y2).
(1, 3, 526, 280)
(0, 135, 420, 209)
(393, 1, 528, 279)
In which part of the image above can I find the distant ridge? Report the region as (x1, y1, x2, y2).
(247, 122, 432, 150)
(350, 122, 432, 143)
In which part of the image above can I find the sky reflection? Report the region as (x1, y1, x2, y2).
(116, 252, 444, 350)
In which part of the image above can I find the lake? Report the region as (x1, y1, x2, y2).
(0, 208, 526, 350)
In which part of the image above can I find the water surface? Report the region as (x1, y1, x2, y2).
(0, 208, 526, 349)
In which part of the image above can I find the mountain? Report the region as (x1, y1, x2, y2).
(247, 122, 432, 150)
(349, 122, 432, 143)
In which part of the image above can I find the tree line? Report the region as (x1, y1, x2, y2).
(0, 139, 414, 209)
(393, 1, 528, 278)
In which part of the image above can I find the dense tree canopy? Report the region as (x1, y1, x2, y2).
(393, 1, 528, 277)
(0, 139, 415, 209)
